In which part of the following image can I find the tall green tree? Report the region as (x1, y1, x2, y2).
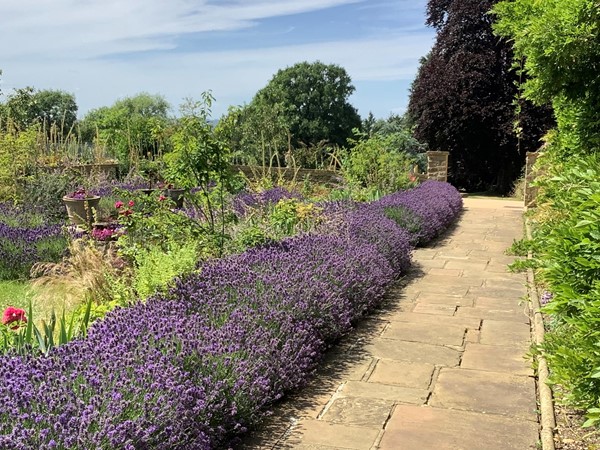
(254, 61, 361, 149)
(1, 88, 78, 138)
(493, 0, 600, 157)
(79, 93, 172, 166)
(408, 0, 553, 194)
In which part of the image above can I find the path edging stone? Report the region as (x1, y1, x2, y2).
(525, 219, 556, 450)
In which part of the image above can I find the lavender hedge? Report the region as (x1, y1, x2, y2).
(0, 181, 461, 449)
(0, 203, 68, 280)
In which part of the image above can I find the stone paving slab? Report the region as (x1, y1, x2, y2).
(379, 405, 539, 450)
(340, 380, 429, 404)
(321, 397, 394, 427)
(480, 319, 531, 347)
(386, 312, 481, 329)
(411, 303, 456, 315)
(368, 359, 436, 389)
(364, 338, 462, 366)
(430, 368, 537, 420)
(283, 420, 380, 449)
(382, 321, 466, 346)
(461, 343, 533, 376)
(404, 283, 470, 297)
(415, 292, 475, 306)
(455, 306, 528, 322)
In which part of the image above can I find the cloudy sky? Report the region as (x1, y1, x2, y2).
(0, 0, 434, 120)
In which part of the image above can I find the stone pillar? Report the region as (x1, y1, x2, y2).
(426, 151, 449, 182)
(524, 152, 540, 208)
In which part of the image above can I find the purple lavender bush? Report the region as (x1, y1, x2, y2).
(0, 181, 462, 449)
(374, 180, 463, 243)
(0, 203, 68, 280)
(233, 186, 302, 217)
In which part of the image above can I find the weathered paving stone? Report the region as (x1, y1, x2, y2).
(444, 260, 489, 271)
(283, 420, 380, 449)
(415, 293, 474, 307)
(468, 286, 527, 298)
(455, 306, 527, 322)
(364, 338, 462, 366)
(418, 273, 484, 286)
(387, 312, 481, 330)
(340, 381, 428, 404)
(425, 268, 463, 277)
(368, 359, 435, 390)
(412, 258, 448, 270)
(320, 397, 393, 427)
(430, 368, 537, 420)
(404, 283, 469, 296)
(480, 319, 531, 347)
(411, 303, 456, 316)
(379, 405, 538, 450)
(461, 343, 532, 376)
(382, 321, 466, 347)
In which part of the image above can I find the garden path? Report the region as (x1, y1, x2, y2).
(241, 197, 538, 450)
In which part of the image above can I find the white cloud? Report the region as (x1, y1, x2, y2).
(0, 0, 433, 118)
(0, 0, 363, 58)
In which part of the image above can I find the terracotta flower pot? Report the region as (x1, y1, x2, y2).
(63, 196, 101, 226)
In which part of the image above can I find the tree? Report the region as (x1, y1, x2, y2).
(79, 93, 172, 167)
(408, 0, 553, 194)
(493, 0, 600, 157)
(1, 88, 78, 137)
(254, 61, 361, 150)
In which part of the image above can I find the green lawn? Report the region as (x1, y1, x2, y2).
(0, 280, 76, 326)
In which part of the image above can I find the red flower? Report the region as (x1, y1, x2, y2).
(158, 195, 166, 202)
(128, 200, 135, 207)
(115, 201, 124, 209)
(2, 307, 27, 330)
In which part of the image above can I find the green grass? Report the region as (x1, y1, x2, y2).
(0, 280, 34, 311)
(0, 280, 75, 326)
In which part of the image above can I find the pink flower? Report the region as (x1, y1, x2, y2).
(158, 195, 167, 202)
(2, 307, 27, 330)
(115, 201, 124, 209)
(128, 200, 135, 208)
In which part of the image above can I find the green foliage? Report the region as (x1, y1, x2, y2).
(0, 297, 92, 356)
(523, 152, 600, 419)
(20, 170, 80, 220)
(1, 87, 78, 139)
(164, 92, 235, 254)
(268, 198, 322, 236)
(219, 101, 290, 167)
(79, 92, 172, 168)
(343, 131, 417, 195)
(113, 190, 201, 261)
(132, 241, 199, 300)
(0, 128, 38, 201)
(253, 61, 361, 149)
(493, 0, 600, 155)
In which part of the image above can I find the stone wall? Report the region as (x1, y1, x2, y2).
(524, 152, 540, 208)
(426, 151, 449, 182)
(233, 165, 344, 187)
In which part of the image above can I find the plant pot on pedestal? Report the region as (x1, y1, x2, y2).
(62, 196, 101, 227)
(165, 188, 185, 208)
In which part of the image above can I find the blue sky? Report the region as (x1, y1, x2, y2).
(0, 0, 434, 120)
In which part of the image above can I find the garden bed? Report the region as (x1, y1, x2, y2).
(0, 181, 462, 449)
